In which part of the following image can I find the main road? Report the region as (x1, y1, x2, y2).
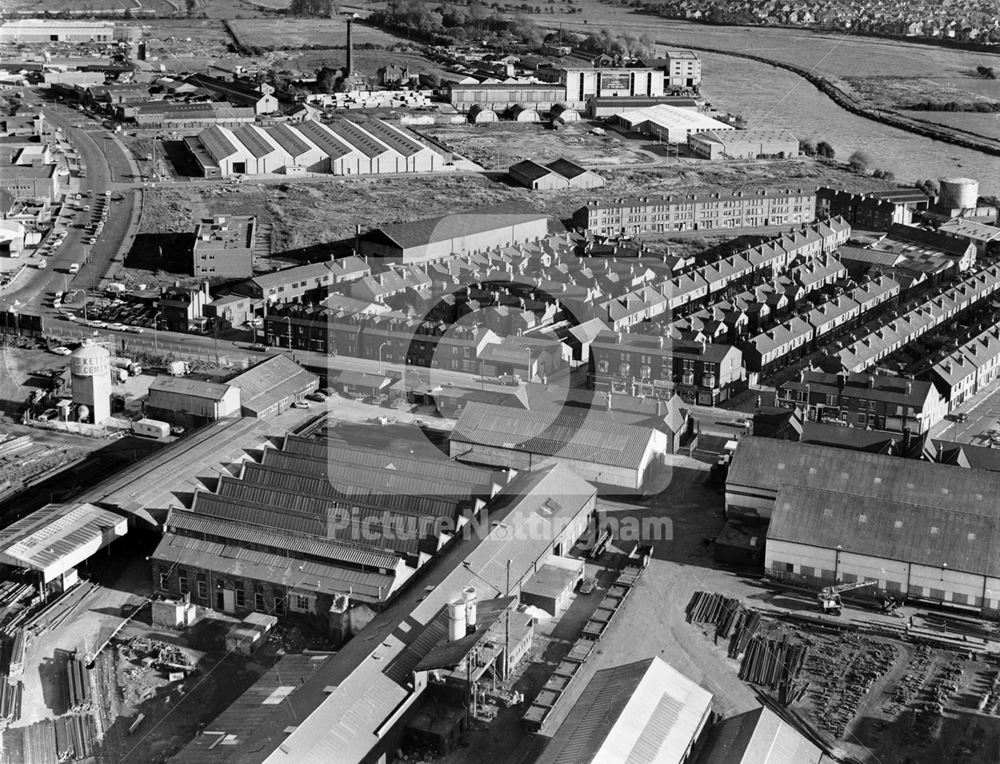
(0, 91, 140, 311)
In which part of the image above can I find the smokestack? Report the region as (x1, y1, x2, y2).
(346, 17, 354, 77)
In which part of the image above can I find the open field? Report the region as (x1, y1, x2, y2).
(421, 122, 655, 170)
(227, 17, 408, 50)
(906, 110, 1000, 142)
(843, 76, 1000, 112)
(136, 158, 889, 269)
(1, 0, 179, 12)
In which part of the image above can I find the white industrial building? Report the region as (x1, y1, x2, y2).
(727, 438, 1000, 617)
(188, 119, 442, 178)
(688, 129, 799, 160)
(538, 657, 714, 764)
(609, 104, 735, 144)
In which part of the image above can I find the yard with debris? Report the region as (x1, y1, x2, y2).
(419, 123, 656, 170)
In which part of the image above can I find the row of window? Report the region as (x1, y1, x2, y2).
(167, 571, 313, 614)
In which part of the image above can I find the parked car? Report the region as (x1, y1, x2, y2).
(305, 392, 327, 403)
(291, 400, 310, 409)
(50, 346, 71, 355)
(247, 343, 268, 352)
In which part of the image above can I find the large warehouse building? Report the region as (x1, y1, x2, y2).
(173, 464, 597, 764)
(727, 438, 1000, 617)
(357, 201, 550, 265)
(608, 104, 735, 144)
(450, 400, 667, 493)
(186, 118, 442, 178)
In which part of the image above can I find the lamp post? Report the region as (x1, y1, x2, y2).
(835, 544, 842, 583)
(152, 311, 162, 352)
(378, 341, 388, 375)
(283, 315, 293, 357)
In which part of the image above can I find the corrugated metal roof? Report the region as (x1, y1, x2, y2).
(232, 465, 595, 764)
(240, 462, 462, 518)
(0, 503, 126, 573)
(770, 484, 1000, 578)
(200, 125, 239, 161)
(700, 707, 822, 764)
(283, 435, 497, 487)
(359, 119, 424, 157)
(227, 354, 317, 415)
(149, 375, 234, 401)
(326, 120, 393, 158)
(537, 657, 713, 764)
(185, 493, 402, 567)
(729, 438, 1000, 518)
(267, 122, 311, 157)
(363, 201, 544, 252)
(232, 125, 277, 159)
(452, 401, 656, 469)
(293, 120, 354, 160)
(260, 449, 484, 499)
(152, 534, 393, 601)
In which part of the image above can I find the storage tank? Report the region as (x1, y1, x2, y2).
(447, 598, 466, 642)
(463, 586, 478, 628)
(938, 177, 979, 211)
(70, 340, 111, 423)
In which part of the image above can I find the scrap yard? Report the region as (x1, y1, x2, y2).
(686, 589, 1000, 763)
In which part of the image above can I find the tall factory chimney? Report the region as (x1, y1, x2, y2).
(345, 16, 354, 77)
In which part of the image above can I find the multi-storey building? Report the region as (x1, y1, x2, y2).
(192, 215, 256, 278)
(572, 188, 816, 236)
(776, 370, 946, 434)
(589, 330, 744, 404)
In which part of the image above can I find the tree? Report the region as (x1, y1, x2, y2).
(798, 138, 816, 156)
(316, 66, 339, 92)
(848, 149, 873, 172)
(815, 141, 835, 160)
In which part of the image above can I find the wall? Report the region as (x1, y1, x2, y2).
(766, 539, 1000, 615)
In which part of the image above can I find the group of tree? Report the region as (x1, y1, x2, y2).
(369, 0, 544, 46)
(906, 99, 1000, 112)
(577, 28, 655, 60)
(799, 139, 836, 159)
(976, 65, 996, 79)
(915, 179, 940, 197)
(288, 0, 336, 16)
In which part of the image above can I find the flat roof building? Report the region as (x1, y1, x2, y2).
(146, 376, 242, 426)
(688, 129, 798, 161)
(192, 214, 256, 278)
(610, 104, 734, 144)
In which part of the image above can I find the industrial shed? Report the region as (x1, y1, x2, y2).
(358, 201, 550, 265)
(550, 103, 581, 123)
(0, 503, 127, 594)
(767, 483, 1000, 617)
(699, 706, 822, 764)
(511, 104, 541, 122)
(537, 657, 714, 764)
(226, 354, 318, 418)
(509, 160, 569, 191)
(188, 119, 440, 178)
(468, 105, 499, 124)
(450, 400, 666, 492)
(146, 376, 241, 426)
(688, 129, 799, 161)
(610, 104, 735, 143)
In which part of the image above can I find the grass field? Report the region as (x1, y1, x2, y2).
(843, 75, 1000, 111)
(2, 0, 179, 12)
(228, 17, 405, 50)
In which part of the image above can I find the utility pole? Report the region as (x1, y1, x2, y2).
(505, 558, 512, 682)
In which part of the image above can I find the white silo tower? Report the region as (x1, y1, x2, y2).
(70, 340, 111, 424)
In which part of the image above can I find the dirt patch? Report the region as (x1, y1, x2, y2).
(421, 123, 654, 170)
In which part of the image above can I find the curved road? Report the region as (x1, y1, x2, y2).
(0, 92, 140, 311)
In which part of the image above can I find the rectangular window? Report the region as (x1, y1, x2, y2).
(178, 576, 189, 595)
(197, 580, 208, 601)
(296, 595, 310, 611)
(254, 592, 265, 612)
(800, 566, 815, 578)
(952, 592, 968, 605)
(159, 572, 169, 590)
(929, 588, 945, 601)
(235, 589, 246, 609)
(274, 596, 285, 616)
